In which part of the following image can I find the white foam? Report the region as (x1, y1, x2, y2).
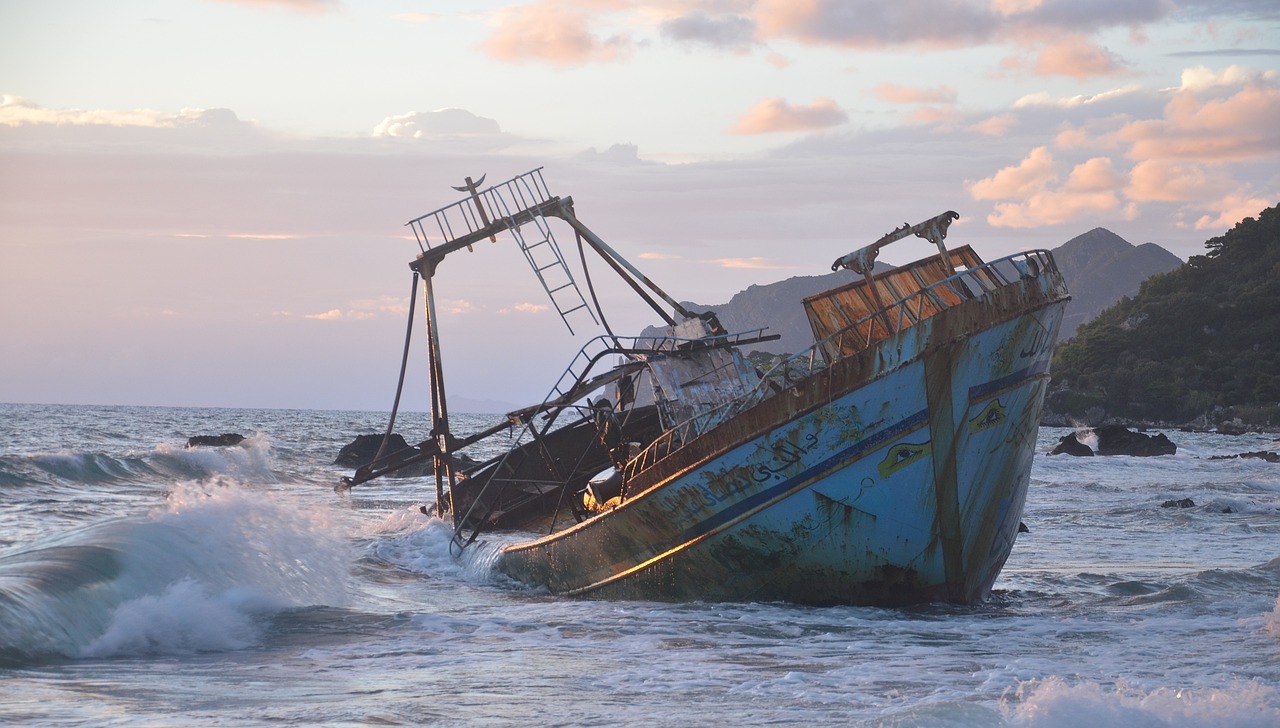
(1002, 677, 1280, 727)
(0, 481, 352, 660)
(80, 579, 271, 657)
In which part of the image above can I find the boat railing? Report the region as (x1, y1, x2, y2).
(449, 327, 773, 550)
(621, 249, 1061, 485)
(406, 168, 554, 252)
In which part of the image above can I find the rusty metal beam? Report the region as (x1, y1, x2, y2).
(547, 200, 693, 325)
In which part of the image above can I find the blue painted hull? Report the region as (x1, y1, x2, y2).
(497, 258, 1067, 605)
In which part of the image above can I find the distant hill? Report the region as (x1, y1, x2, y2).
(1049, 203, 1280, 427)
(646, 226, 1183, 357)
(644, 269, 862, 355)
(1050, 228, 1183, 339)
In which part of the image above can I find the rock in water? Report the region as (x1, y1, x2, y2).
(1093, 425, 1177, 456)
(1049, 433, 1095, 456)
(335, 434, 414, 467)
(186, 433, 245, 448)
(1161, 498, 1195, 509)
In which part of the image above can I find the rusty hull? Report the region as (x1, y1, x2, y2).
(496, 255, 1068, 606)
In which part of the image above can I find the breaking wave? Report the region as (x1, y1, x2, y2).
(0, 482, 350, 663)
(0, 434, 280, 489)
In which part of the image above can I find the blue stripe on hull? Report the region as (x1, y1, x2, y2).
(498, 296, 1065, 605)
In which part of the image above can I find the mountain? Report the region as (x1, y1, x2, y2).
(1049, 203, 1280, 427)
(1050, 228, 1183, 339)
(642, 269, 866, 355)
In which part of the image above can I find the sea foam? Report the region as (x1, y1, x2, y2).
(0, 481, 350, 661)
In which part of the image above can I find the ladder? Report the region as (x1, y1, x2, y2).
(405, 168, 598, 334)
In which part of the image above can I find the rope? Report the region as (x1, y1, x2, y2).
(375, 271, 420, 462)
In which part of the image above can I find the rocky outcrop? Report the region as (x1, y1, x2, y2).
(1209, 451, 1280, 463)
(1093, 425, 1177, 456)
(186, 433, 245, 448)
(335, 433, 479, 477)
(335, 434, 414, 467)
(1049, 433, 1095, 456)
(1047, 426, 1177, 456)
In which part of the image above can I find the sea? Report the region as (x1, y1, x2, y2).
(1, 402, 1277, 727)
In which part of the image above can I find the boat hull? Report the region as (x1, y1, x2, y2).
(497, 271, 1066, 605)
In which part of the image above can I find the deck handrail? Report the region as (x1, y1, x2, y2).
(621, 249, 1063, 483)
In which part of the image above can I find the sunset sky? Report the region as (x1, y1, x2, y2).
(2, 0, 1278, 412)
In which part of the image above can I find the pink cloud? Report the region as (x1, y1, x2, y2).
(1126, 159, 1219, 202)
(1032, 37, 1126, 80)
(1192, 193, 1275, 231)
(498, 302, 550, 314)
(873, 83, 957, 105)
(211, 0, 337, 12)
(968, 147, 1057, 201)
(727, 97, 847, 134)
(1113, 83, 1280, 162)
(482, 3, 631, 66)
(970, 113, 1018, 136)
(710, 257, 796, 269)
(969, 149, 1124, 228)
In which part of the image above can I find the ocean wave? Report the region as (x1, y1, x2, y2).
(362, 508, 510, 586)
(0, 435, 281, 489)
(0, 483, 351, 663)
(1000, 676, 1280, 727)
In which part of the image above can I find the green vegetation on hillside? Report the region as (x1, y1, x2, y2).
(1050, 203, 1280, 426)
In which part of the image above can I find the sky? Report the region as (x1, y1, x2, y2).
(2, 0, 1278, 413)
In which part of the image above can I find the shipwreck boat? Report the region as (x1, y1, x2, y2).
(341, 168, 1070, 606)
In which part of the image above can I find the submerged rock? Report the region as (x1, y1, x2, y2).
(1161, 498, 1195, 509)
(186, 433, 245, 448)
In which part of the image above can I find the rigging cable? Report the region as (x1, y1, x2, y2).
(375, 270, 420, 462)
(576, 230, 622, 348)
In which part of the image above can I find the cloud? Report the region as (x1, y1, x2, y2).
(1012, 85, 1142, 109)
(0, 95, 252, 130)
(728, 97, 847, 134)
(659, 12, 757, 52)
(709, 257, 796, 269)
(298, 295, 407, 321)
(1191, 192, 1275, 230)
(1126, 159, 1221, 202)
(1112, 81, 1280, 162)
(873, 83, 957, 105)
(1178, 63, 1275, 91)
(211, 0, 338, 12)
(439, 299, 476, 315)
(482, 3, 631, 66)
(755, 0, 997, 48)
(498, 302, 550, 314)
(372, 108, 501, 139)
(637, 252, 683, 261)
(575, 142, 646, 164)
(968, 146, 1057, 201)
(226, 233, 303, 240)
(971, 113, 1019, 136)
(1032, 37, 1126, 79)
(968, 148, 1125, 227)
